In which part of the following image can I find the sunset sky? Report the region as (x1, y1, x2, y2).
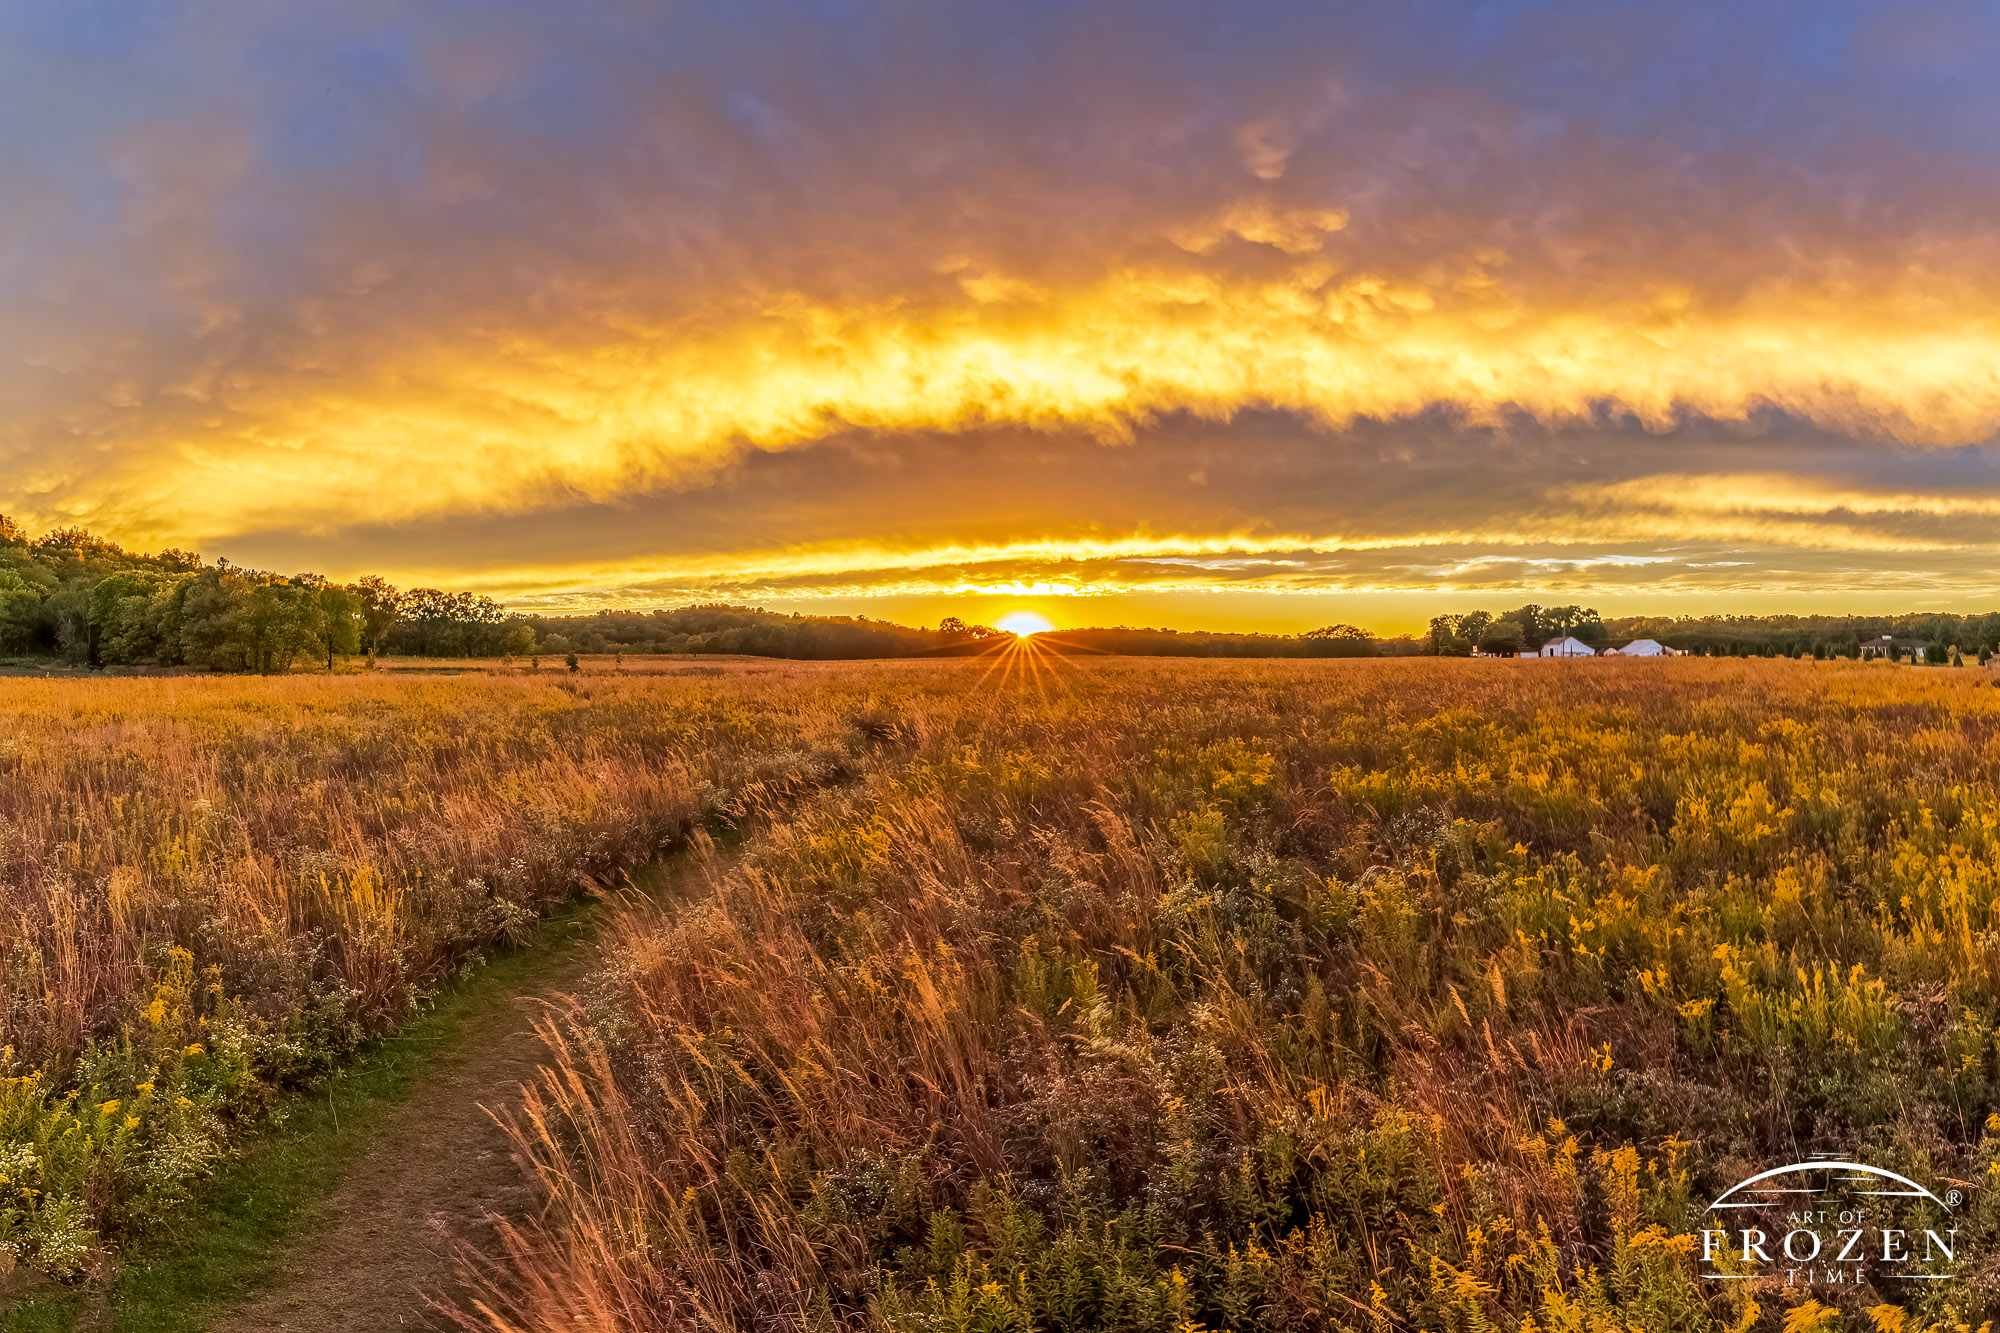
(6, 2, 2000, 633)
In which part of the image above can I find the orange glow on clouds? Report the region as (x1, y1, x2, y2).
(19, 254, 2000, 556)
(12, 1, 2000, 620)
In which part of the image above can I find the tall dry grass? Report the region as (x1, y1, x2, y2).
(0, 665, 926, 1276)
(468, 657, 2000, 1333)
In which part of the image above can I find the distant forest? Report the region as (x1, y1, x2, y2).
(523, 607, 1401, 660)
(6, 518, 2000, 670)
(520, 605, 2000, 664)
(0, 520, 531, 670)
(1426, 601, 2000, 661)
(1605, 612, 2000, 661)
(0, 521, 1393, 670)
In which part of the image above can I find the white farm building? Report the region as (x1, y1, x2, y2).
(1610, 638, 1673, 656)
(1539, 636, 1597, 657)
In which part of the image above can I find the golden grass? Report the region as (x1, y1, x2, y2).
(12, 655, 2000, 1330)
(0, 664, 924, 1275)
(454, 657, 2000, 1332)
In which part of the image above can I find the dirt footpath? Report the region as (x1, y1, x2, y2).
(212, 930, 597, 1333)
(203, 845, 693, 1333)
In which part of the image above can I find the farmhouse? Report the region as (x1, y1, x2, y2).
(1859, 635, 1928, 662)
(1539, 636, 1597, 657)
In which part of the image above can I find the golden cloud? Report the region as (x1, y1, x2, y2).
(27, 250, 2000, 556)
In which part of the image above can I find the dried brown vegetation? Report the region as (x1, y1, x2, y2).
(12, 656, 2000, 1333)
(465, 657, 2000, 1332)
(1, 667, 878, 1276)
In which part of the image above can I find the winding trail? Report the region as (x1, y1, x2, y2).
(209, 940, 592, 1331)
(207, 850, 713, 1332)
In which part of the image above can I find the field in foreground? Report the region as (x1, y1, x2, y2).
(475, 657, 2000, 1333)
(0, 663, 877, 1283)
(8, 657, 2000, 1332)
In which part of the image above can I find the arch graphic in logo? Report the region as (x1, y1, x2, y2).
(1698, 1156, 1962, 1292)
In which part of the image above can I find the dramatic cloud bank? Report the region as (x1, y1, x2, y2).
(4, 0, 1999, 622)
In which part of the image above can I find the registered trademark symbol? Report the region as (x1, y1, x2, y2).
(1949, 1190, 1963, 1207)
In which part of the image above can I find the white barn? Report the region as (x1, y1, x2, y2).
(1611, 638, 1671, 657)
(1540, 636, 1597, 657)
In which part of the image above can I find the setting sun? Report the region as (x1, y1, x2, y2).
(996, 610, 1055, 637)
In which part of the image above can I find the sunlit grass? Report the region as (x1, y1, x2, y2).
(0, 667, 887, 1280)
(13, 658, 2000, 1332)
(462, 659, 2000, 1332)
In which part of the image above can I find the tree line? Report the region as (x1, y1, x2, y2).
(1426, 604, 1604, 655)
(0, 516, 1409, 671)
(524, 605, 936, 659)
(1602, 611, 2000, 663)
(522, 606, 1407, 659)
(993, 623, 1391, 658)
(1423, 603, 2000, 662)
(25, 512, 2000, 672)
(0, 520, 532, 671)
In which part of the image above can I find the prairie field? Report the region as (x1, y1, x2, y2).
(0, 665, 881, 1278)
(7, 657, 2000, 1332)
(470, 657, 2000, 1333)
